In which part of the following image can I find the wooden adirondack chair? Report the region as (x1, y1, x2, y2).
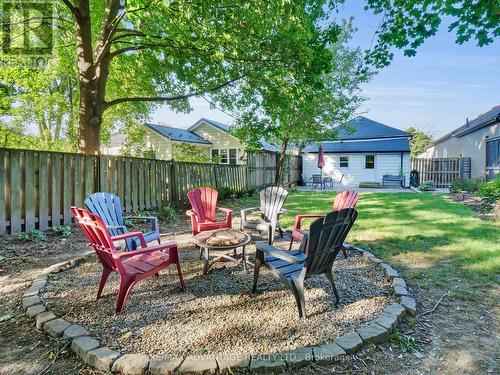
(240, 186, 288, 245)
(71, 207, 185, 314)
(186, 187, 233, 236)
(85, 192, 160, 251)
(289, 190, 359, 257)
(252, 208, 358, 319)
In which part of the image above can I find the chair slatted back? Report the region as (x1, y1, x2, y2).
(187, 187, 218, 222)
(305, 208, 358, 276)
(333, 191, 359, 211)
(312, 174, 322, 184)
(259, 187, 288, 222)
(85, 192, 126, 237)
(71, 207, 118, 271)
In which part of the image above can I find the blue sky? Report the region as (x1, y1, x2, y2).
(152, 2, 500, 139)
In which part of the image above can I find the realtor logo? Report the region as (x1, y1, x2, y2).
(0, 0, 54, 67)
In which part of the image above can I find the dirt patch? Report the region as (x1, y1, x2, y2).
(448, 193, 498, 221)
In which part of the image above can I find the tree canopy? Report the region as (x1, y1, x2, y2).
(407, 127, 433, 158)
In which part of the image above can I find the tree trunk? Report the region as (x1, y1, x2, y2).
(274, 138, 289, 186)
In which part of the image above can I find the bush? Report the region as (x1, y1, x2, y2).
(450, 178, 480, 193)
(419, 180, 436, 191)
(158, 206, 176, 222)
(218, 187, 233, 199)
(53, 225, 71, 237)
(20, 229, 46, 242)
(476, 175, 500, 210)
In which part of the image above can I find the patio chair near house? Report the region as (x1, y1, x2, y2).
(252, 208, 358, 319)
(312, 174, 323, 189)
(240, 186, 288, 245)
(71, 207, 185, 314)
(85, 192, 160, 251)
(289, 190, 359, 257)
(301, 174, 312, 186)
(186, 187, 233, 236)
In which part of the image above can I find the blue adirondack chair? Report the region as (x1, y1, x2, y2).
(252, 208, 358, 319)
(85, 192, 160, 250)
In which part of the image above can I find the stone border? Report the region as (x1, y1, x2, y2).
(22, 245, 416, 374)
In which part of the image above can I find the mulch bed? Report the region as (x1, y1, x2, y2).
(43, 234, 393, 357)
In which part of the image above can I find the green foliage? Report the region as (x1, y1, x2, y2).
(365, 1, 500, 67)
(477, 176, 500, 210)
(20, 229, 47, 242)
(172, 143, 216, 163)
(390, 329, 422, 358)
(218, 187, 235, 199)
(450, 178, 480, 194)
(419, 181, 436, 191)
(406, 127, 433, 158)
(158, 206, 177, 222)
(52, 225, 72, 237)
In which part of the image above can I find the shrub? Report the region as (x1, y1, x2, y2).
(476, 175, 500, 210)
(419, 180, 436, 191)
(158, 206, 176, 222)
(53, 225, 71, 237)
(218, 187, 233, 199)
(450, 178, 480, 193)
(21, 229, 46, 242)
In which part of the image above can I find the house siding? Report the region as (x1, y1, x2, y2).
(144, 127, 176, 160)
(419, 123, 499, 179)
(303, 152, 410, 187)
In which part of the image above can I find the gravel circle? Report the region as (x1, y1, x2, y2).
(43, 236, 393, 356)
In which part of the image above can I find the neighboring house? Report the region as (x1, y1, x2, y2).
(102, 118, 281, 165)
(302, 116, 411, 187)
(419, 106, 500, 180)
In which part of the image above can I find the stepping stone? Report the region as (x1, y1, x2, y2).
(180, 355, 218, 374)
(249, 355, 286, 373)
(334, 331, 363, 354)
(26, 304, 45, 318)
(357, 323, 389, 344)
(384, 303, 406, 322)
(71, 336, 100, 361)
(400, 296, 417, 316)
(392, 277, 407, 288)
(22, 295, 41, 310)
(149, 357, 183, 374)
(375, 312, 399, 330)
(63, 324, 89, 340)
(35, 311, 56, 330)
(216, 353, 250, 374)
(23, 279, 47, 297)
(44, 318, 71, 338)
(86, 347, 120, 372)
(279, 347, 313, 369)
(112, 353, 150, 374)
(394, 285, 408, 296)
(380, 263, 399, 278)
(313, 343, 346, 365)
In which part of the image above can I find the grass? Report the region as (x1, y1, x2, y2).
(227, 190, 500, 299)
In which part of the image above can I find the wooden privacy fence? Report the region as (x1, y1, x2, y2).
(0, 148, 300, 234)
(411, 157, 471, 188)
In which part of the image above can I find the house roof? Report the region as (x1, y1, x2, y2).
(145, 123, 212, 145)
(431, 105, 500, 146)
(304, 138, 410, 153)
(338, 116, 410, 140)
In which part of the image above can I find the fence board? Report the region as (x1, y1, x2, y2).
(410, 157, 467, 188)
(0, 151, 5, 234)
(24, 151, 36, 231)
(10, 150, 21, 232)
(38, 153, 49, 230)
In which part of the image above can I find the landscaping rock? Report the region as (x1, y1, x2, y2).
(369, 257, 384, 264)
(216, 353, 250, 374)
(63, 324, 89, 340)
(249, 355, 286, 373)
(357, 323, 389, 344)
(400, 296, 417, 316)
(149, 357, 183, 374)
(394, 285, 408, 296)
(334, 331, 363, 354)
(44, 318, 71, 337)
(112, 353, 150, 374)
(380, 263, 399, 278)
(279, 347, 313, 369)
(23, 279, 47, 297)
(384, 303, 406, 322)
(35, 311, 56, 329)
(313, 343, 346, 364)
(22, 295, 41, 310)
(375, 312, 399, 330)
(71, 336, 100, 361)
(86, 347, 120, 372)
(362, 251, 375, 258)
(392, 277, 407, 288)
(26, 304, 45, 318)
(180, 354, 218, 374)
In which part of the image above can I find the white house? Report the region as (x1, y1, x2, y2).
(302, 116, 411, 187)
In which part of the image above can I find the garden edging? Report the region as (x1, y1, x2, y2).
(21, 245, 416, 374)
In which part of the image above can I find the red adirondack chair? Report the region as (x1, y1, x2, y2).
(289, 190, 359, 257)
(186, 187, 233, 236)
(71, 207, 185, 314)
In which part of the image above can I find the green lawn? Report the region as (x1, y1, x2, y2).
(229, 190, 499, 299)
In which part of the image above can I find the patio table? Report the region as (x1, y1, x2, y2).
(194, 228, 251, 275)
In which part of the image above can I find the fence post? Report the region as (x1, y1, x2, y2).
(169, 161, 177, 204)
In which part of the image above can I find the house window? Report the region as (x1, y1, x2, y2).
(339, 156, 349, 168)
(365, 155, 375, 169)
(229, 148, 237, 165)
(211, 149, 219, 159)
(220, 149, 228, 164)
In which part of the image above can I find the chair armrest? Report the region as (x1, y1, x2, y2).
(256, 242, 306, 264)
(294, 214, 324, 230)
(111, 231, 147, 248)
(114, 240, 177, 259)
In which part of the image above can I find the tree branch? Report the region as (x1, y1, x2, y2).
(61, 0, 79, 18)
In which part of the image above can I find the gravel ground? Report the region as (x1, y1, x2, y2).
(43, 232, 393, 357)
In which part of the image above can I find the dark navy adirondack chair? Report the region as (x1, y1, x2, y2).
(85, 192, 160, 250)
(252, 208, 358, 319)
